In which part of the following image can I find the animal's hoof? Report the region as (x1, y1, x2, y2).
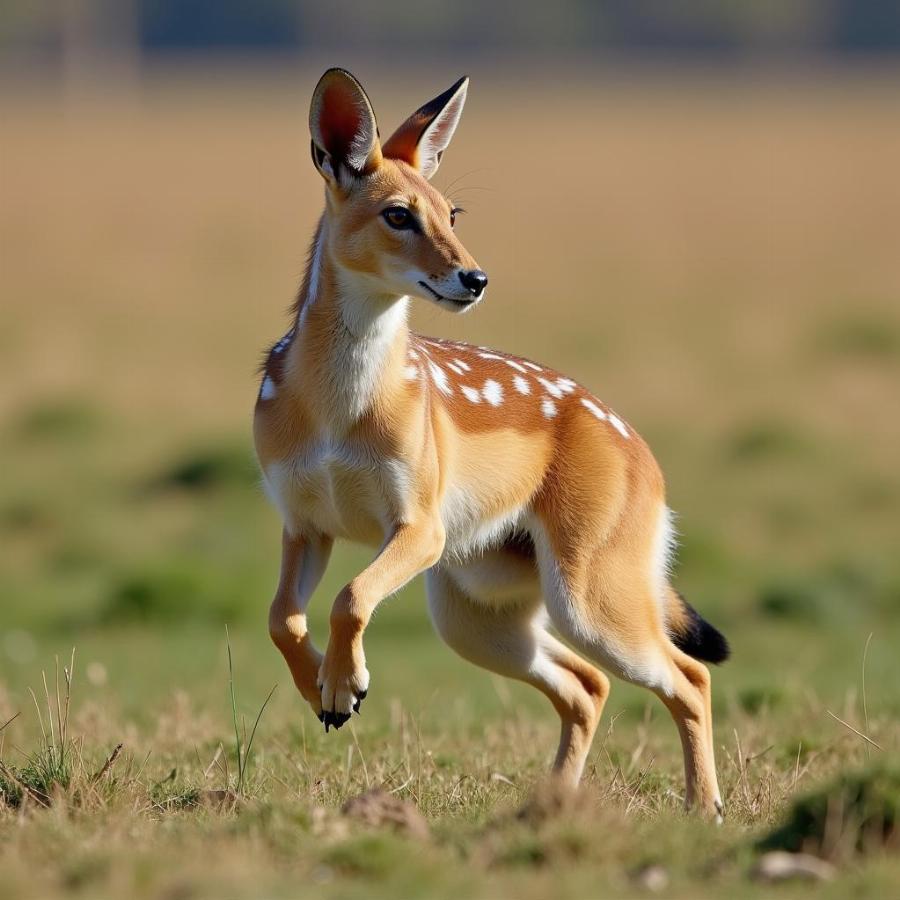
(353, 689, 368, 714)
(322, 710, 351, 731)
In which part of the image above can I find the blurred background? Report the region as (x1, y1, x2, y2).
(2, 1, 899, 731)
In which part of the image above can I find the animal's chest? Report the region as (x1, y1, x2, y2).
(262, 438, 408, 544)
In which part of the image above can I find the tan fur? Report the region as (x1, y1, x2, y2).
(255, 70, 723, 816)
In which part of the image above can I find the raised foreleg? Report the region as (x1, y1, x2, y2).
(318, 520, 445, 729)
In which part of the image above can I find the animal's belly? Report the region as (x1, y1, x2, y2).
(443, 533, 539, 607)
(262, 456, 389, 545)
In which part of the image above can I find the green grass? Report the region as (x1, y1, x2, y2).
(0, 418, 896, 897)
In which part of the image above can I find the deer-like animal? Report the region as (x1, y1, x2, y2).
(255, 68, 730, 816)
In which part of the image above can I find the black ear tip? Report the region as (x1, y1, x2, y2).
(316, 67, 364, 91)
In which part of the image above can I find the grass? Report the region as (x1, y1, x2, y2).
(0, 653, 894, 899)
(0, 652, 79, 809)
(1, 65, 899, 897)
(225, 626, 276, 797)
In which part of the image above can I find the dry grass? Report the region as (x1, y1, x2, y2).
(0, 651, 896, 899)
(1, 65, 899, 898)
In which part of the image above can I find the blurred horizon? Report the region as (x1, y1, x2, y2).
(4, 1, 900, 89)
(6, 0, 900, 58)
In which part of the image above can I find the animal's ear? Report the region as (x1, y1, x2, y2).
(309, 68, 381, 184)
(382, 76, 468, 180)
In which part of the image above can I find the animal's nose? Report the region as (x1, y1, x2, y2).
(458, 269, 488, 296)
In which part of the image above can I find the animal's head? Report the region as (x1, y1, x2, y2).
(309, 68, 487, 312)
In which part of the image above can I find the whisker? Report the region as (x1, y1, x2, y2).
(446, 186, 497, 196)
(439, 167, 495, 196)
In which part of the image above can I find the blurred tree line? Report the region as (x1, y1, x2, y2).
(2, 0, 900, 68)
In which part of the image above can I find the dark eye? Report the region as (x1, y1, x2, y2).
(382, 207, 414, 230)
(450, 206, 464, 228)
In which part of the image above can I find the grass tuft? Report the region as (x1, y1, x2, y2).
(225, 626, 276, 797)
(815, 314, 900, 360)
(727, 421, 811, 463)
(15, 398, 102, 442)
(0, 651, 77, 808)
(760, 764, 900, 859)
(99, 562, 249, 625)
(152, 444, 258, 493)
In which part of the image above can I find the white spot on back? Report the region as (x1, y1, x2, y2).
(461, 385, 481, 403)
(504, 359, 528, 374)
(580, 397, 606, 420)
(260, 375, 276, 400)
(557, 378, 577, 393)
(453, 358, 471, 372)
(537, 376, 563, 399)
(482, 379, 503, 406)
(429, 361, 453, 395)
(541, 397, 557, 418)
(446, 361, 465, 376)
(478, 352, 504, 361)
(608, 413, 629, 438)
(523, 361, 542, 371)
(512, 375, 531, 395)
(580, 397, 629, 438)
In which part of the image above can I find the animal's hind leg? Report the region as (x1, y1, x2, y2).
(658, 645, 723, 817)
(538, 539, 723, 814)
(426, 568, 609, 786)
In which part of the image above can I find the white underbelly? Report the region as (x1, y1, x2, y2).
(439, 483, 528, 561)
(443, 548, 540, 607)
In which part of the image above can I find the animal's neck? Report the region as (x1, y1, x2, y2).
(286, 219, 410, 428)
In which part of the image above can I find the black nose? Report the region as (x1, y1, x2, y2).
(458, 269, 488, 296)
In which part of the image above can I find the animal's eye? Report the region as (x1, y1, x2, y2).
(450, 206, 464, 228)
(382, 207, 414, 230)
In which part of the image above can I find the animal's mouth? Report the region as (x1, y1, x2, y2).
(418, 280, 477, 309)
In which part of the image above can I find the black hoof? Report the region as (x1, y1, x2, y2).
(322, 709, 351, 731)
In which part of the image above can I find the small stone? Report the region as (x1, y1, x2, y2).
(341, 788, 429, 841)
(753, 851, 836, 883)
(633, 864, 670, 893)
(86, 661, 107, 686)
(200, 789, 239, 811)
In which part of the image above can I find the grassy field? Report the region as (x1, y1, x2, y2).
(1, 65, 900, 898)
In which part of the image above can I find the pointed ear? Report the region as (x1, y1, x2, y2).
(382, 76, 468, 180)
(309, 68, 381, 184)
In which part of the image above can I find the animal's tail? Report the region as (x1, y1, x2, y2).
(665, 589, 730, 664)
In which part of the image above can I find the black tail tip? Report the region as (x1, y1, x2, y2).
(672, 595, 731, 664)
